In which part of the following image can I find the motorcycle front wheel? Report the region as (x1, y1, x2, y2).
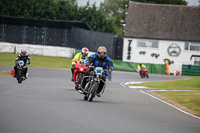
(77, 74, 83, 86)
(84, 95, 88, 100)
(88, 82, 98, 102)
(17, 69, 22, 83)
(146, 73, 149, 78)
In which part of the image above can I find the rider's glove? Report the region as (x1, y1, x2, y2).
(28, 62, 31, 65)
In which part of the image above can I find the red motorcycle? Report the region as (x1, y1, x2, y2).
(141, 67, 149, 78)
(73, 60, 89, 90)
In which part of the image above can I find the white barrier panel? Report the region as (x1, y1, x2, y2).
(0, 42, 16, 52)
(56, 47, 75, 58)
(29, 45, 43, 55)
(0, 42, 76, 58)
(88, 51, 96, 56)
(42, 46, 57, 57)
(15, 44, 30, 54)
(0, 42, 96, 58)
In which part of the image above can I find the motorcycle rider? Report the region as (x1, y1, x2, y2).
(14, 49, 31, 78)
(137, 63, 146, 77)
(71, 47, 89, 81)
(83, 46, 114, 96)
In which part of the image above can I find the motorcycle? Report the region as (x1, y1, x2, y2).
(81, 66, 107, 102)
(73, 60, 88, 90)
(141, 67, 149, 78)
(16, 60, 26, 83)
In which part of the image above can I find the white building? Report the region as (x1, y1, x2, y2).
(123, 2, 200, 74)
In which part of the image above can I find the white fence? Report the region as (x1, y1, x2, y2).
(0, 42, 76, 58)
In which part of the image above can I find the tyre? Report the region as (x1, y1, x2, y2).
(84, 95, 88, 100)
(75, 86, 78, 90)
(17, 70, 22, 83)
(146, 74, 149, 78)
(18, 78, 22, 83)
(88, 82, 98, 102)
(77, 74, 83, 86)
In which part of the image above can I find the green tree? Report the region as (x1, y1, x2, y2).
(55, 0, 78, 20)
(0, 0, 117, 34)
(76, 3, 116, 34)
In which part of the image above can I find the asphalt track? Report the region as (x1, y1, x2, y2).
(0, 66, 199, 133)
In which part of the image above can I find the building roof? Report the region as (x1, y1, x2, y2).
(124, 2, 200, 42)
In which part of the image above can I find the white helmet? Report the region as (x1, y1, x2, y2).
(21, 49, 27, 56)
(81, 47, 89, 57)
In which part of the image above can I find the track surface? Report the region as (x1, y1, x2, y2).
(0, 66, 199, 133)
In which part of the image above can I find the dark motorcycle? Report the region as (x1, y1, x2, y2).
(16, 60, 26, 83)
(81, 66, 107, 102)
(141, 67, 149, 78)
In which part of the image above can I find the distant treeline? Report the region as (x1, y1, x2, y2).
(0, 0, 189, 37)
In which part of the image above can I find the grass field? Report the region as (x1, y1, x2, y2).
(1, 52, 200, 117)
(129, 76, 200, 116)
(0, 52, 72, 68)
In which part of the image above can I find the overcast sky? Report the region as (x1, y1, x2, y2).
(77, 0, 199, 6)
(186, 0, 199, 6)
(77, 0, 104, 7)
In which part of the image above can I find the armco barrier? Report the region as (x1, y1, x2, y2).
(113, 60, 165, 74)
(182, 65, 200, 76)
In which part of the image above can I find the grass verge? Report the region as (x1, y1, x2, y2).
(129, 76, 200, 117)
(0, 52, 72, 68)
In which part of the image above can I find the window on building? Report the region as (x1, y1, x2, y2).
(190, 42, 200, 51)
(137, 39, 159, 48)
(185, 42, 200, 51)
(184, 42, 189, 50)
(194, 58, 200, 66)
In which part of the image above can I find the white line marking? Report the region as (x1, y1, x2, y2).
(120, 82, 127, 88)
(140, 90, 200, 120)
(129, 86, 147, 89)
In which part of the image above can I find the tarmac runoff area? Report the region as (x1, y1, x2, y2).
(122, 78, 200, 120)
